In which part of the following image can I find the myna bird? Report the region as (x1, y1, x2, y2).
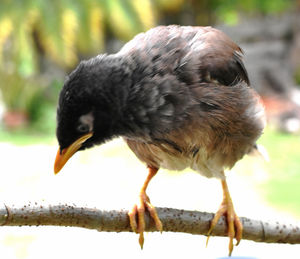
(54, 25, 265, 256)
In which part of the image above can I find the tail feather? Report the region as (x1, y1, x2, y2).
(249, 143, 269, 162)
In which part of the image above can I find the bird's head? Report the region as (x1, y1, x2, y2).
(54, 56, 126, 174)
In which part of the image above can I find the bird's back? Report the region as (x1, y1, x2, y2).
(119, 25, 249, 86)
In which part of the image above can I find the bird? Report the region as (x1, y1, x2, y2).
(54, 25, 265, 256)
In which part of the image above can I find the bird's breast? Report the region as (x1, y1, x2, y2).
(124, 117, 223, 178)
(125, 137, 189, 171)
(125, 136, 225, 178)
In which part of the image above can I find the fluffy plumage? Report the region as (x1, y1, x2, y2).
(57, 25, 264, 178)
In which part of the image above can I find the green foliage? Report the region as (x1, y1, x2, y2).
(0, 127, 54, 145)
(0, 67, 61, 130)
(295, 68, 300, 86)
(0, 0, 159, 71)
(1, 72, 40, 112)
(257, 128, 300, 216)
(209, 0, 295, 24)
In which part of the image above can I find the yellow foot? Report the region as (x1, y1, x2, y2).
(128, 191, 163, 249)
(206, 179, 243, 256)
(128, 166, 163, 249)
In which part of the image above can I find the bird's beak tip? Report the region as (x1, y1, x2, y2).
(53, 132, 93, 175)
(54, 148, 66, 174)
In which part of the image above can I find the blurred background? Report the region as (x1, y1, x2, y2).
(0, 0, 300, 258)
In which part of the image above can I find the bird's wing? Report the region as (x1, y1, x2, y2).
(175, 26, 250, 87)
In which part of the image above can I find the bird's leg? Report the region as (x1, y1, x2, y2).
(206, 179, 243, 256)
(128, 166, 163, 249)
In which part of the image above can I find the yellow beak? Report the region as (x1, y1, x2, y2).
(54, 132, 93, 174)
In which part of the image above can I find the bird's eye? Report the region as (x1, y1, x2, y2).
(77, 123, 90, 133)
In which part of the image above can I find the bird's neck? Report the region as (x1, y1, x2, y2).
(85, 55, 135, 137)
(88, 54, 158, 140)
(108, 55, 159, 139)
(104, 56, 146, 138)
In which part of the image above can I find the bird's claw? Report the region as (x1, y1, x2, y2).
(206, 200, 243, 256)
(128, 191, 163, 249)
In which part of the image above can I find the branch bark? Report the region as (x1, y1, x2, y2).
(0, 201, 300, 244)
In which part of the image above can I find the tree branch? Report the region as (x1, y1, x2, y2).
(0, 201, 299, 244)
